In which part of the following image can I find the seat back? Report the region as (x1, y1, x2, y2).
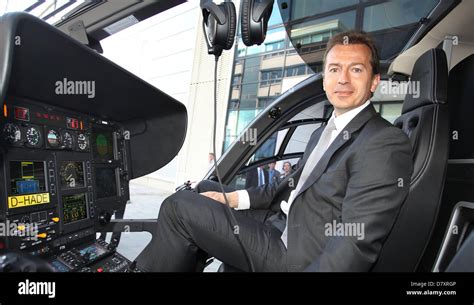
(372, 48, 449, 272)
(418, 54, 474, 271)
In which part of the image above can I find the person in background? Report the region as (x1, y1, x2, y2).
(207, 153, 215, 171)
(245, 165, 269, 188)
(207, 153, 216, 167)
(280, 161, 293, 179)
(267, 162, 281, 185)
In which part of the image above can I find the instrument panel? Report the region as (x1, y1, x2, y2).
(0, 97, 130, 263)
(3, 105, 91, 152)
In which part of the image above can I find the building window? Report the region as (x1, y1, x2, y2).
(295, 32, 332, 47)
(291, 0, 359, 20)
(379, 103, 403, 124)
(263, 50, 285, 59)
(260, 70, 283, 87)
(265, 40, 285, 52)
(363, 0, 438, 32)
(285, 65, 307, 77)
(372, 102, 403, 124)
(308, 62, 323, 74)
(237, 46, 246, 57)
(229, 99, 240, 110)
(257, 97, 274, 109)
(232, 74, 242, 88)
(290, 11, 357, 49)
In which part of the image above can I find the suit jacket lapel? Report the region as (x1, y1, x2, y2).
(300, 128, 324, 166)
(293, 104, 378, 200)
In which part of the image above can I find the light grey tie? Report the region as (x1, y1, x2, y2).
(281, 117, 337, 247)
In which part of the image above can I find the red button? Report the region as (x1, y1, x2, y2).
(97, 268, 103, 273)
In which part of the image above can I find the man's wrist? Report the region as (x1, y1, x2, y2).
(228, 192, 239, 208)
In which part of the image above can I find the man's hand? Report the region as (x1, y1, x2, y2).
(200, 191, 239, 208)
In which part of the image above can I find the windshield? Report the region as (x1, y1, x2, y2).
(278, 0, 440, 66)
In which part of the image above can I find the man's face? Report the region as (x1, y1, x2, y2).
(268, 163, 275, 170)
(323, 44, 380, 116)
(283, 163, 291, 172)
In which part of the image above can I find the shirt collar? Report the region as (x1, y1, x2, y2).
(331, 100, 371, 132)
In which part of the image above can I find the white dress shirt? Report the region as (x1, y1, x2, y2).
(257, 167, 266, 185)
(235, 100, 371, 211)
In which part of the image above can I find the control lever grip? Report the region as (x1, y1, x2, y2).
(175, 180, 194, 192)
(0, 250, 55, 272)
(125, 260, 137, 273)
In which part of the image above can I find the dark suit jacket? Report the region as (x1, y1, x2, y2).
(246, 104, 413, 271)
(268, 169, 281, 185)
(245, 167, 269, 188)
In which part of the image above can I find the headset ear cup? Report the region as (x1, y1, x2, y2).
(241, 0, 273, 46)
(222, 2, 236, 50)
(241, 0, 252, 46)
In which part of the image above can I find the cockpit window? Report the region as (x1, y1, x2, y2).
(280, 0, 440, 64)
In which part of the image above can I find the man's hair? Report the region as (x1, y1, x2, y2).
(323, 30, 380, 76)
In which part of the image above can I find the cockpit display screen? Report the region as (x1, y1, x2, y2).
(95, 167, 118, 199)
(10, 161, 47, 195)
(59, 161, 85, 189)
(92, 129, 115, 160)
(62, 193, 88, 224)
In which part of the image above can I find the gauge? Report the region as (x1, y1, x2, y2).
(25, 126, 42, 148)
(59, 162, 84, 189)
(61, 130, 74, 150)
(47, 129, 61, 148)
(77, 133, 89, 151)
(3, 123, 22, 144)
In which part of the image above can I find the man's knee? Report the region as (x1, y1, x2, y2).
(195, 180, 219, 193)
(159, 192, 186, 218)
(159, 191, 198, 220)
(159, 195, 175, 219)
(195, 180, 236, 193)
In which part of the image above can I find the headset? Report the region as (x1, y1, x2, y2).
(200, 0, 274, 56)
(199, 0, 274, 272)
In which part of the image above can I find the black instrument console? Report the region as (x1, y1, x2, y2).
(0, 96, 140, 272)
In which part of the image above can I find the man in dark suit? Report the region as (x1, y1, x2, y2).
(136, 30, 413, 272)
(245, 165, 269, 188)
(267, 162, 281, 185)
